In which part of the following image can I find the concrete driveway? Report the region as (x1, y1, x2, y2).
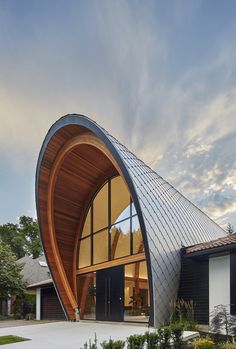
(0, 321, 197, 348)
(0, 320, 56, 329)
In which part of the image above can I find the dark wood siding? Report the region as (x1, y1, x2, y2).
(178, 256, 209, 325)
(230, 252, 236, 315)
(41, 287, 66, 320)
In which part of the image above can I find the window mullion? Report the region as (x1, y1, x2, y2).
(91, 203, 93, 266)
(108, 179, 111, 260)
(130, 197, 133, 255)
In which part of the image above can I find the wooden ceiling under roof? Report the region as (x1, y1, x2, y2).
(37, 124, 119, 320)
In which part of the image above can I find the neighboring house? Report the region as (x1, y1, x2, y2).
(179, 233, 236, 327)
(17, 255, 65, 321)
(17, 254, 50, 286)
(1, 254, 66, 320)
(1, 255, 51, 317)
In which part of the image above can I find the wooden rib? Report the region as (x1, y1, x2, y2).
(76, 252, 146, 275)
(48, 132, 124, 315)
(111, 229, 121, 259)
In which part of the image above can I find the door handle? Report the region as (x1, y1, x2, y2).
(108, 277, 111, 316)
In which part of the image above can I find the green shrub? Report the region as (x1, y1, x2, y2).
(145, 331, 159, 349)
(25, 313, 35, 320)
(219, 341, 236, 349)
(14, 313, 22, 320)
(101, 339, 125, 349)
(169, 299, 197, 331)
(127, 334, 146, 349)
(83, 333, 98, 349)
(171, 323, 184, 349)
(157, 327, 171, 349)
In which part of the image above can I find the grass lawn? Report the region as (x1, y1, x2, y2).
(0, 335, 30, 345)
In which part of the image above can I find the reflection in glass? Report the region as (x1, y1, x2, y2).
(81, 208, 91, 238)
(111, 176, 130, 224)
(115, 205, 131, 224)
(78, 237, 91, 268)
(132, 215, 144, 254)
(77, 272, 96, 319)
(77, 175, 144, 270)
(93, 183, 108, 232)
(131, 201, 137, 216)
(124, 261, 150, 322)
(110, 219, 130, 259)
(93, 230, 108, 264)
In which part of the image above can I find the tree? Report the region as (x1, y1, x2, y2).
(0, 216, 43, 259)
(18, 216, 42, 259)
(210, 304, 236, 338)
(0, 223, 25, 259)
(226, 223, 234, 235)
(0, 239, 26, 301)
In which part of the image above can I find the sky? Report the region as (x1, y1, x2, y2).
(0, 0, 236, 230)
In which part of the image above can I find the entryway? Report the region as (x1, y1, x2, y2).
(96, 265, 124, 321)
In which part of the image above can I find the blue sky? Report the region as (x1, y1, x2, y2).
(0, 0, 236, 229)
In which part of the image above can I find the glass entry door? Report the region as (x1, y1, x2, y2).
(96, 265, 124, 321)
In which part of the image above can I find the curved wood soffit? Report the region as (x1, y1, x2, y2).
(36, 121, 150, 321)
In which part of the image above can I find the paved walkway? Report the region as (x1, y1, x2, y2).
(0, 320, 56, 329)
(0, 321, 197, 348)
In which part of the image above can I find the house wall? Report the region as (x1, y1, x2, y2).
(36, 288, 41, 320)
(41, 287, 66, 320)
(230, 252, 236, 315)
(178, 257, 209, 325)
(209, 254, 230, 317)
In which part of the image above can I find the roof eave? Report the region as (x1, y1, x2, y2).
(183, 243, 236, 258)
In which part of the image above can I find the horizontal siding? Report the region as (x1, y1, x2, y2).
(178, 257, 209, 325)
(41, 287, 66, 320)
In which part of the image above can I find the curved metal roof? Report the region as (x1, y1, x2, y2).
(36, 114, 226, 325)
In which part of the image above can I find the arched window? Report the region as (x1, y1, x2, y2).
(78, 176, 144, 269)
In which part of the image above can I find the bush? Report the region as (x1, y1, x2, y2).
(171, 323, 184, 349)
(127, 334, 146, 349)
(192, 337, 215, 349)
(101, 339, 125, 349)
(219, 342, 236, 349)
(145, 331, 159, 349)
(24, 313, 35, 320)
(14, 313, 22, 320)
(158, 327, 171, 349)
(169, 299, 197, 331)
(83, 333, 98, 349)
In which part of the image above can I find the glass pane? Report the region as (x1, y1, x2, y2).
(93, 182, 108, 232)
(132, 216, 144, 254)
(78, 237, 91, 268)
(124, 261, 150, 322)
(77, 272, 96, 320)
(81, 208, 91, 238)
(131, 201, 137, 216)
(111, 176, 130, 225)
(93, 230, 108, 264)
(110, 219, 130, 259)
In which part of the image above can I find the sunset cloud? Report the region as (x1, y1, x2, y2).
(0, 0, 236, 229)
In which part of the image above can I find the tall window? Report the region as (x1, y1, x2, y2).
(78, 176, 144, 269)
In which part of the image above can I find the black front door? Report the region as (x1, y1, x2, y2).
(96, 265, 124, 321)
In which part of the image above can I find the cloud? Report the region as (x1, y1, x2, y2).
(0, 0, 236, 228)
